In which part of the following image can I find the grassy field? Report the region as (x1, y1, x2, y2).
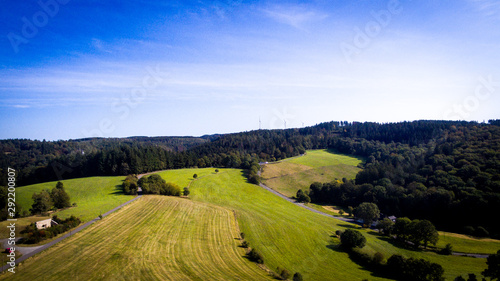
(261, 150, 363, 197)
(0, 196, 271, 280)
(436, 232, 500, 254)
(0, 176, 132, 239)
(183, 169, 487, 281)
(2, 168, 492, 280)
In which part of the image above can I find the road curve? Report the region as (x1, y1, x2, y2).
(258, 182, 356, 224)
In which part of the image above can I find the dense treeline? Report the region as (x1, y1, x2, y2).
(309, 123, 500, 237)
(0, 136, 210, 186)
(2, 120, 500, 237)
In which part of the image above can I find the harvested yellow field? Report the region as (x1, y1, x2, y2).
(1, 196, 271, 281)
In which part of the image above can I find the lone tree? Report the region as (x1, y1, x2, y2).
(340, 229, 366, 250)
(354, 202, 380, 227)
(483, 249, 500, 280)
(193, 174, 198, 179)
(51, 181, 71, 209)
(30, 189, 53, 214)
(412, 219, 439, 249)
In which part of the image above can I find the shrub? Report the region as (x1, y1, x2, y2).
(439, 243, 453, 255)
(293, 272, 303, 281)
(340, 229, 366, 250)
(373, 252, 385, 265)
(247, 248, 264, 264)
(183, 187, 190, 196)
(280, 268, 291, 280)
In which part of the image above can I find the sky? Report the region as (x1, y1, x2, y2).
(1, 0, 499, 141)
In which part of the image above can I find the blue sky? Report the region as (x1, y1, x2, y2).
(1, 0, 499, 140)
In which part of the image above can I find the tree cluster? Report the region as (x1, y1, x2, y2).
(30, 181, 71, 214)
(296, 189, 311, 203)
(122, 175, 139, 195)
(386, 254, 444, 281)
(391, 218, 439, 249)
(137, 174, 181, 196)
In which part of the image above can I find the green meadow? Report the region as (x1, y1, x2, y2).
(262, 149, 363, 197)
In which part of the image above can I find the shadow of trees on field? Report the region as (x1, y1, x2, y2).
(110, 184, 125, 195)
(338, 223, 360, 229)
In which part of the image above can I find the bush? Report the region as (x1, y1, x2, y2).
(247, 248, 264, 264)
(293, 272, 303, 281)
(340, 229, 366, 250)
(183, 187, 190, 196)
(373, 252, 385, 265)
(280, 268, 291, 280)
(439, 243, 453, 255)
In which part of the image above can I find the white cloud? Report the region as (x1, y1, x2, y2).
(262, 5, 328, 29)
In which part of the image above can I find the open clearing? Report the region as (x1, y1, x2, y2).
(261, 149, 363, 197)
(0, 196, 271, 281)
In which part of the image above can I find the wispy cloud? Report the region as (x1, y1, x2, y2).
(469, 0, 500, 17)
(262, 5, 328, 30)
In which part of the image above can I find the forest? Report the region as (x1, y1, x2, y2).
(1, 120, 499, 237)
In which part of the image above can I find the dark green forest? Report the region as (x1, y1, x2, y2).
(1, 120, 500, 237)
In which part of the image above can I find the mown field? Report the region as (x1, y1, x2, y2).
(0, 176, 132, 239)
(0, 196, 271, 281)
(261, 149, 363, 197)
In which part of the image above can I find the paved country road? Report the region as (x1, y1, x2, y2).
(1, 186, 142, 273)
(258, 182, 357, 224)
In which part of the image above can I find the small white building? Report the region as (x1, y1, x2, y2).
(35, 218, 58, 230)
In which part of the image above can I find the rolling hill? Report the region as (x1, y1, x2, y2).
(261, 149, 363, 197)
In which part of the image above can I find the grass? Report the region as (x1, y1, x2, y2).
(287, 149, 364, 167)
(0, 196, 271, 280)
(1, 168, 491, 280)
(187, 169, 487, 281)
(261, 149, 362, 197)
(436, 231, 500, 254)
(0, 176, 132, 239)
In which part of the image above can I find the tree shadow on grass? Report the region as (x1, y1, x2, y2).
(371, 233, 423, 252)
(109, 184, 126, 195)
(338, 223, 361, 229)
(326, 243, 397, 280)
